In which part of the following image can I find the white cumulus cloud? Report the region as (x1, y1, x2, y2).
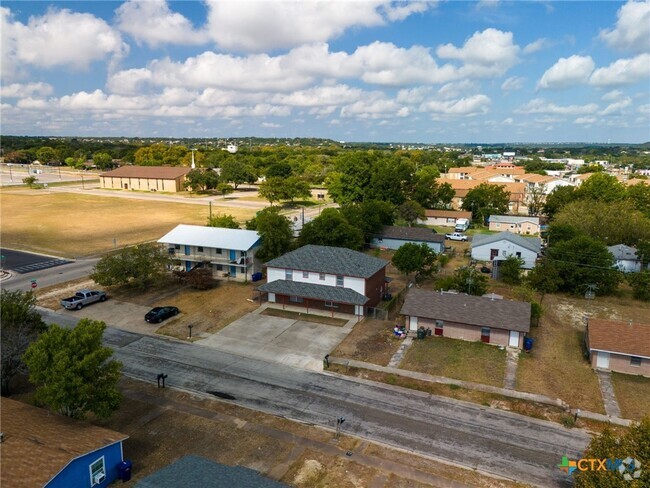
(601, 97, 632, 115)
(1, 7, 127, 80)
(517, 98, 599, 115)
(116, 0, 208, 47)
(523, 38, 550, 54)
(589, 53, 650, 86)
(537, 55, 594, 89)
(501, 76, 525, 91)
(0, 82, 53, 98)
(599, 0, 650, 53)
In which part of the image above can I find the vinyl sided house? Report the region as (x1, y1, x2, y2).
(488, 215, 541, 236)
(370, 226, 445, 253)
(258, 245, 388, 316)
(420, 209, 472, 227)
(607, 244, 645, 273)
(1, 398, 128, 488)
(471, 231, 541, 269)
(158, 224, 261, 281)
(100, 166, 191, 192)
(586, 318, 650, 377)
(400, 289, 531, 349)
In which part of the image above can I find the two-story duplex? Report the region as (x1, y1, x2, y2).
(471, 231, 541, 269)
(258, 245, 389, 316)
(158, 224, 261, 281)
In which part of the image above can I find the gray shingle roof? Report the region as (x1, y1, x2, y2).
(607, 244, 638, 261)
(264, 245, 388, 278)
(258, 280, 369, 305)
(471, 231, 541, 254)
(400, 288, 531, 333)
(136, 455, 288, 488)
(375, 226, 445, 243)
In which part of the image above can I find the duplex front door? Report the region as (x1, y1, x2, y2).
(508, 330, 519, 347)
(596, 352, 610, 369)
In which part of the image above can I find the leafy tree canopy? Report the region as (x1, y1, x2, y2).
(184, 168, 220, 192)
(499, 255, 524, 285)
(398, 200, 425, 226)
(461, 183, 509, 224)
(577, 173, 627, 202)
(23, 319, 122, 419)
(392, 243, 438, 281)
(340, 200, 395, 242)
(248, 207, 294, 261)
(547, 235, 621, 295)
(627, 271, 650, 302)
(543, 185, 580, 219)
(298, 208, 364, 250)
(207, 213, 240, 229)
(220, 160, 256, 189)
(449, 267, 489, 296)
(1, 290, 47, 395)
(91, 243, 174, 288)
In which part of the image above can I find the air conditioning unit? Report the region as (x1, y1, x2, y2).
(93, 472, 106, 485)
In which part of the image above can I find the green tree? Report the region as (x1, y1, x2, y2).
(220, 160, 256, 189)
(247, 207, 294, 261)
(398, 200, 425, 226)
(184, 169, 220, 192)
(451, 267, 489, 296)
(577, 173, 627, 202)
(23, 319, 122, 419)
(392, 243, 438, 282)
(526, 260, 563, 304)
(266, 162, 293, 178)
(543, 185, 579, 219)
(553, 200, 650, 246)
(282, 177, 312, 204)
(217, 183, 234, 198)
(207, 213, 239, 229)
(22, 175, 38, 188)
(92, 152, 113, 170)
(325, 152, 375, 204)
(340, 200, 395, 242)
(525, 185, 546, 216)
(410, 168, 454, 209)
(575, 417, 649, 487)
(91, 243, 174, 288)
(462, 183, 509, 224)
(1, 290, 47, 395)
(548, 236, 621, 295)
(627, 271, 650, 301)
(36, 146, 56, 163)
(298, 208, 364, 250)
(499, 256, 524, 285)
(258, 177, 285, 205)
(627, 182, 650, 218)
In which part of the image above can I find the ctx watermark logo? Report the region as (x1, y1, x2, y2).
(558, 456, 642, 480)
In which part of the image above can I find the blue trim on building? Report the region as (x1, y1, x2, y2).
(45, 441, 124, 488)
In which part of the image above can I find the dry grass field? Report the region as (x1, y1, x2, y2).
(330, 318, 403, 366)
(0, 190, 256, 258)
(611, 373, 650, 421)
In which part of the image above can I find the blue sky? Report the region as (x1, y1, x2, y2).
(1, 1, 648, 143)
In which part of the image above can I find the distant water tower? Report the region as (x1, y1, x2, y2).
(227, 144, 238, 154)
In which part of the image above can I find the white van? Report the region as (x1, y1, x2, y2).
(455, 218, 470, 232)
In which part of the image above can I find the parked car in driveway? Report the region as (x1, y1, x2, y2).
(145, 306, 179, 323)
(445, 232, 468, 241)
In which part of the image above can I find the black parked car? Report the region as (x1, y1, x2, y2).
(145, 306, 179, 323)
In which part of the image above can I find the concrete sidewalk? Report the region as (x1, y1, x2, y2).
(329, 357, 635, 427)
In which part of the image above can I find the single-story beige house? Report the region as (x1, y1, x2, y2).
(420, 209, 472, 227)
(488, 215, 541, 236)
(586, 318, 650, 376)
(400, 289, 531, 349)
(100, 166, 191, 192)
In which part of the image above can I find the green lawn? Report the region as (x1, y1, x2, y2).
(611, 373, 650, 421)
(400, 336, 507, 387)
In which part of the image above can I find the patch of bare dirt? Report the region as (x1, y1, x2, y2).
(330, 318, 402, 366)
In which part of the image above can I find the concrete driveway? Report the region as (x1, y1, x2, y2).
(58, 299, 175, 336)
(197, 311, 352, 371)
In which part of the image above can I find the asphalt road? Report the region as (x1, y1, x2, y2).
(38, 308, 588, 487)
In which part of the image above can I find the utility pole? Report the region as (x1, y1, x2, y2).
(209, 201, 213, 219)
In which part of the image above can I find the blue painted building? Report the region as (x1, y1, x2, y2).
(371, 225, 445, 254)
(1, 398, 128, 488)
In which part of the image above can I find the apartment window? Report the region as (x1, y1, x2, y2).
(89, 457, 106, 486)
(289, 296, 304, 303)
(481, 327, 491, 343)
(324, 301, 339, 308)
(516, 252, 521, 258)
(216, 264, 223, 271)
(215, 248, 222, 254)
(502, 250, 507, 257)
(174, 244, 180, 250)
(197, 246, 204, 253)
(336, 275, 344, 287)
(496, 223, 500, 228)
(285, 269, 293, 281)
(631, 356, 642, 367)
(319, 273, 326, 281)
(303, 271, 309, 279)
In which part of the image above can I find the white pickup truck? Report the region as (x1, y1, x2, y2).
(60, 290, 107, 310)
(445, 232, 469, 241)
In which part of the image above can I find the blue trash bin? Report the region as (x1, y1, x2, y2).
(523, 337, 534, 352)
(117, 460, 132, 482)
